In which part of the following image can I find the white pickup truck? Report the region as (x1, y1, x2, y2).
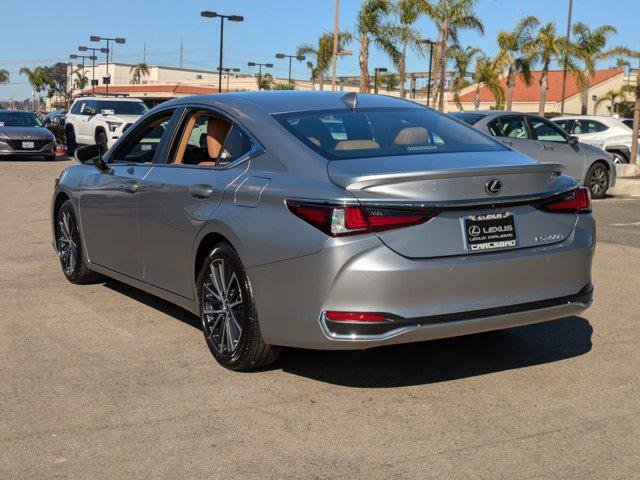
(65, 96, 148, 155)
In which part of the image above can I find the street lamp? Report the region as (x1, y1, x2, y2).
(560, 0, 574, 114)
(90, 36, 126, 94)
(79, 46, 108, 92)
(201, 11, 244, 93)
(218, 67, 240, 92)
(69, 54, 97, 92)
(419, 39, 436, 107)
(373, 67, 387, 94)
(275, 53, 305, 88)
(248, 62, 273, 91)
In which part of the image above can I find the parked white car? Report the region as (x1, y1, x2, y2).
(65, 96, 148, 155)
(553, 115, 633, 164)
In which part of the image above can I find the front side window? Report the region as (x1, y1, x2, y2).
(171, 111, 252, 167)
(0, 111, 42, 127)
(70, 102, 83, 115)
(111, 111, 173, 163)
(554, 119, 574, 133)
(530, 118, 567, 143)
(274, 107, 505, 160)
(487, 116, 532, 140)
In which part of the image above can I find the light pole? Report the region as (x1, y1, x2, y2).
(248, 62, 273, 90)
(331, 0, 340, 90)
(201, 11, 244, 94)
(90, 36, 126, 94)
(69, 54, 97, 92)
(419, 39, 436, 107)
(560, 0, 573, 114)
(218, 67, 240, 92)
(79, 46, 108, 93)
(373, 67, 387, 94)
(276, 53, 305, 88)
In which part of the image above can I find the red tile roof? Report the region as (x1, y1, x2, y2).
(78, 84, 227, 96)
(456, 69, 624, 104)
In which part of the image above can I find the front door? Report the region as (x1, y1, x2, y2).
(138, 108, 256, 298)
(527, 116, 586, 181)
(80, 109, 175, 279)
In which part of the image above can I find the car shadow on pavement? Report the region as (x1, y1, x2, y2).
(280, 316, 592, 388)
(0, 155, 69, 162)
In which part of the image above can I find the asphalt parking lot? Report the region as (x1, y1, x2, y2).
(1, 157, 639, 479)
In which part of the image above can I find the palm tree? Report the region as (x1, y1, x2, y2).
(257, 73, 274, 91)
(594, 87, 633, 115)
(356, 0, 401, 93)
(297, 32, 351, 91)
(0, 69, 9, 85)
(395, 0, 425, 98)
(624, 50, 640, 164)
(472, 55, 504, 110)
(423, 0, 485, 111)
(74, 72, 89, 91)
(376, 72, 400, 93)
(129, 62, 150, 84)
(497, 15, 539, 111)
(19, 66, 48, 111)
(572, 22, 626, 115)
(448, 45, 481, 110)
(531, 22, 568, 114)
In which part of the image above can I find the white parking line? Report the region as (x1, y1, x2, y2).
(610, 222, 640, 227)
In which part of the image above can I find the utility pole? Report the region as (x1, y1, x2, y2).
(560, 0, 573, 114)
(143, 41, 147, 63)
(180, 38, 184, 68)
(331, 0, 340, 91)
(630, 58, 640, 165)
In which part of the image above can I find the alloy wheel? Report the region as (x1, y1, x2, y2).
(57, 211, 78, 276)
(588, 166, 608, 198)
(202, 258, 244, 356)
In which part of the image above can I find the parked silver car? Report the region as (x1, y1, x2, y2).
(0, 110, 56, 160)
(52, 92, 594, 370)
(451, 111, 615, 199)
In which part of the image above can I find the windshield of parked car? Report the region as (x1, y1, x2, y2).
(0, 111, 43, 127)
(274, 107, 506, 160)
(449, 112, 488, 125)
(97, 101, 149, 115)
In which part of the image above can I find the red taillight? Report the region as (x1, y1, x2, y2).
(535, 187, 591, 214)
(325, 311, 387, 322)
(286, 200, 435, 237)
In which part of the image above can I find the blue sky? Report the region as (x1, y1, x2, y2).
(1, 0, 638, 100)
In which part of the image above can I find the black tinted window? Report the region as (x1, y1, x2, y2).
(95, 101, 148, 115)
(70, 102, 82, 114)
(274, 107, 504, 160)
(575, 120, 608, 134)
(0, 111, 42, 127)
(219, 125, 252, 165)
(554, 120, 574, 133)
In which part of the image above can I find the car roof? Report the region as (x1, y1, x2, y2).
(160, 91, 425, 115)
(73, 96, 144, 102)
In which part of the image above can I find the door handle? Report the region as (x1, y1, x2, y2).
(189, 184, 214, 199)
(502, 140, 512, 146)
(543, 145, 554, 151)
(121, 182, 139, 193)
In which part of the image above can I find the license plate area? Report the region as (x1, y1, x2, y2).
(463, 212, 517, 252)
(22, 141, 35, 149)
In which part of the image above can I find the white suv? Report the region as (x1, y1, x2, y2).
(553, 115, 633, 164)
(65, 96, 149, 155)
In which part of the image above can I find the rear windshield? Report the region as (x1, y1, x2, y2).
(96, 101, 148, 115)
(0, 111, 42, 127)
(449, 112, 487, 125)
(274, 107, 504, 160)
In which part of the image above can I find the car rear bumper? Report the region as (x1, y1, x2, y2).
(249, 215, 595, 350)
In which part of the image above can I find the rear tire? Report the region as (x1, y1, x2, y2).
(96, 131, 108, 151)
(197, 243, 280, 371)
(56, 200, 101, 284)
(586, 163, 609, 199)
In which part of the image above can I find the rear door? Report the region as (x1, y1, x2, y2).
(486, 115, 541, 159)
(80, 108, 176, 279)
(137, 106, 259, 299)
(527, 116, 587, 181)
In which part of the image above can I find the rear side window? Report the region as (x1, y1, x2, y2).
(274, 107, 505, 160)
(487, 116, 532, 140)
(574, 120, 608, 134)
(554, 120, 574, 133)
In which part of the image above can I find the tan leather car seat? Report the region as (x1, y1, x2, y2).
(334, 140, 380, 151)
(201, 117, 231, 165)
(394, 127, 428, 145)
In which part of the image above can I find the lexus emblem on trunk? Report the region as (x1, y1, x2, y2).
(485, 179, 503, 195)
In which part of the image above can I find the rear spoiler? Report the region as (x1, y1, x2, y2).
(332, 163, 565, 190)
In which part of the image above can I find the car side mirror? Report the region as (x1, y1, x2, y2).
(569, 136, 579, 146)
(75, 143, 108, 173)
(82, 107, 96, 116)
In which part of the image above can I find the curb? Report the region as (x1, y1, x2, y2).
(610, 178, 640, 197)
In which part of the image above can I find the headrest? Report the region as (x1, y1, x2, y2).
(334, 140, 380, 151)
(206, 117, 230, 160)
(394, 127, 428, 145)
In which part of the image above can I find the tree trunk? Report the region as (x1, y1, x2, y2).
(630, 65, 640, 165)
(581, 71, 590, 115)
(474, 84, 480, 110)
(437, 26, 448, 112)
(506, 64, 516, 111)
(359, 34, 370, 93)
(538, 63, 549, 115)
(399, 35, 407, 98)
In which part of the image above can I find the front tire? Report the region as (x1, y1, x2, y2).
(197, 243, 280, 371)
(586, 163, 609, 199)
(611, 152, 627, 165)
(44, 154, 56, 161)
(56, 200, 101, 284)
(65, 128, 77, 157)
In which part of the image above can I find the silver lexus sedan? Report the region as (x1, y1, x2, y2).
(52, 92, 595, 370)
